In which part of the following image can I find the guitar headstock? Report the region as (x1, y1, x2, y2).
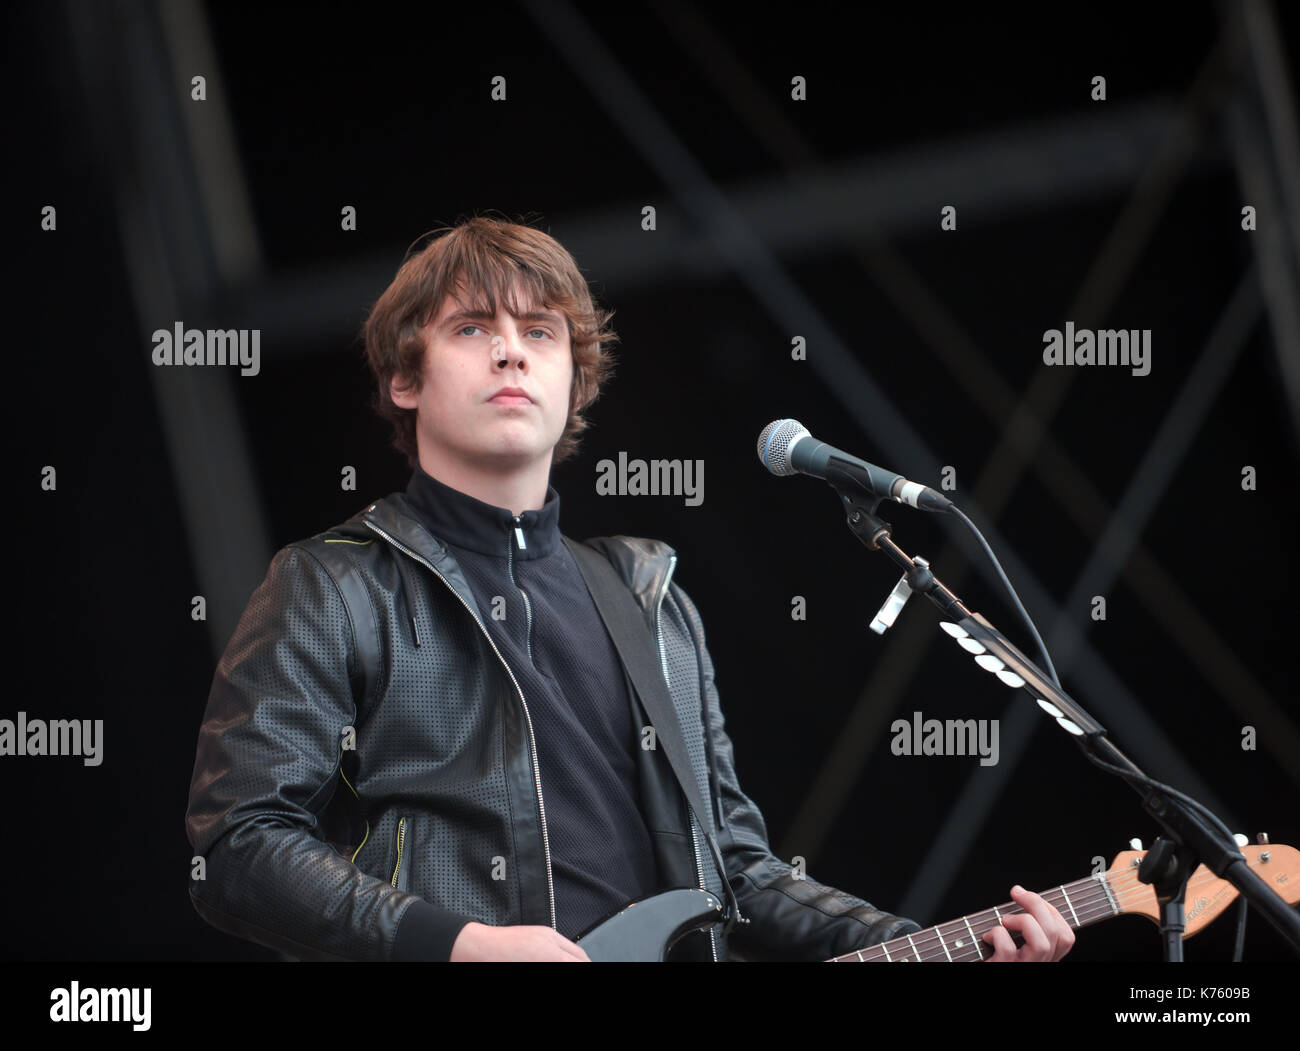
(1104, 838, 1299, 937)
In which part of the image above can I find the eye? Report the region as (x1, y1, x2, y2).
(526, 328, 552, 340)
(458, 325, 482, 337)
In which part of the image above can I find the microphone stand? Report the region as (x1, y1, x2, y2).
(825, 466, 1300, 959)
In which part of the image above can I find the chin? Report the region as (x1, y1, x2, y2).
(489, 424, 558, 456)
(476, 440, 549, 466)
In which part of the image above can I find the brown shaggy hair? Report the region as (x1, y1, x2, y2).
(362, 216, 618, 467)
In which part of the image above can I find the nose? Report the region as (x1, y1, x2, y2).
(490, 326, 528, 372)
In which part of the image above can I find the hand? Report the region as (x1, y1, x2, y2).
(449, 922, 591, 962)
(982, 885, 1075, 962)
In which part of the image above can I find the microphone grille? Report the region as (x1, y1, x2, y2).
(757, 419, 809, 476)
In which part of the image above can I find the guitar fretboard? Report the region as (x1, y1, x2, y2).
(828, 875, 1118, 962)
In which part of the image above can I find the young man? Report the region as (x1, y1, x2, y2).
(185, 217, 1074, 962)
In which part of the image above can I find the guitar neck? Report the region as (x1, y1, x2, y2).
(830, 875, 1117, 962)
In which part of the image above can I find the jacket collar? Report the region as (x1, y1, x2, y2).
(404, 465, 562, 560)
(352, 493, 678, 625)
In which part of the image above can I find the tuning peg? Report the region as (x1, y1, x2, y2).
(1257, 832, 1269, 845)
(1234, 833, 1249, 848)
(1129, 838, 1143, 851)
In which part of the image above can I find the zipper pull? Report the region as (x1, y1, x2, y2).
(512, 514, 526, 551)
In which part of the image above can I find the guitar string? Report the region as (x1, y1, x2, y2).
(843, 890, 1109, 962)
(853, 896, 1114, 962)
(856, 897, 1137, 961)
(844, 871, 1233, 961)
(837, 849, 1289, 961)
(857, 868, 1229, 962)
(832, 864, 1248, 962)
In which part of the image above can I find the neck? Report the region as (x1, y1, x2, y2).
(413, 451, 551, 516)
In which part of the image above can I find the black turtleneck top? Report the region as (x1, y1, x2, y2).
(400, 465, 660, 949)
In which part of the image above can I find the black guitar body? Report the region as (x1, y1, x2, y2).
(575, 889, 724, 961)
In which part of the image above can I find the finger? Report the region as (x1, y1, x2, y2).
(997, 911, 1052, 961)
(1008, 884, 1071, 952)
(554, 934, 591, 962)
(982, 922, 1019, 962)
(1010, 886, 1075, 960)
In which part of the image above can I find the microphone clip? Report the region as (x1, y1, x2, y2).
(827, 469, 935, 635)
(828, 467, 892, 550)
(870, 557, 932, 635)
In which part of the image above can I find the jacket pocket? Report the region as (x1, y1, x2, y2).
(390, 816, 410, 892)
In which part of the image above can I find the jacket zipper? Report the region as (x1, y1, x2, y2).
(363, 519, 557, 929)
(391, 816, 407, 888)
(653, 555, 719, 962)
(507, 515, 534, 664)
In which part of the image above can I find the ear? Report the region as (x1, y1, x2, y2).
(390, 372, 419, 410)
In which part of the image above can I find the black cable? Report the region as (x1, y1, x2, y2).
(1079, 747, 1239, 846)
(947, 504, 1061, 688)
(1232, 897, 1248, 962)
(941, 501, 1258, 960)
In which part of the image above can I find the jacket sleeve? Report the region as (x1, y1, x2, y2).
(185, 543, 472, 961)
(669, 582, 923, 962)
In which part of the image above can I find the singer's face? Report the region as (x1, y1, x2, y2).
(390, 285, 574, 475)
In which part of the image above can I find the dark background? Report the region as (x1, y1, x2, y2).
(6, 0, 1299, 964)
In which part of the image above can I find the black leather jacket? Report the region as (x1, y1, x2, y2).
(185, 492, 921, 961)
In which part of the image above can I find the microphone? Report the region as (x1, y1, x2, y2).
(757, 418, 952, 512)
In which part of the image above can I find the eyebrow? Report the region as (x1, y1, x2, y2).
(441, 309, 565, 328)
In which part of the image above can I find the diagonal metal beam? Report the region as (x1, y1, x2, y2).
(1240, 0, 1300, 269)
(643, 4, 1299, 872)
(1224, 1, 1300, 438)
(154, 0, 264, 286)
(884, 42, 1299, 916)
(65, 0, 272, 657)
(656, 0, 1297, 781)
(778, 37, 1286, 882)
(518, 0, 942, 474)
(517, 0, 1243, 860)
(899, 266, 1269, 918)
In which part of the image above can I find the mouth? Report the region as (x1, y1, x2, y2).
(488, 387, 533, 405)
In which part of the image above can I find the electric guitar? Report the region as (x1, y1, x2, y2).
(574, 840, 1299, 961)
